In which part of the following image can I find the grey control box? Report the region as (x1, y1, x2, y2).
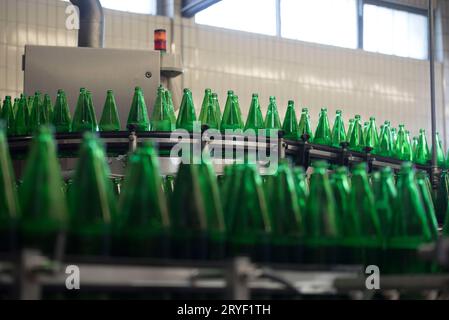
(24, 45, 160, 129)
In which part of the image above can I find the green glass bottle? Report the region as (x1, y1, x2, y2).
(14, 94, 30, 136)
(435, 170, 449, 224)
(349, 115, 363, 151)
(0, 126, 19, 253)
(86, 91, 98, 129)
(52, 89, 72, 133)
(412, 136, 418, 156)
(363, 121, 369, 143)
(26, 95, 34, 114)
(414, 129, 430, 165)
(395, 124, 408, 160)
(387, 162, 437, 273)
(264, 96, 281, 136)
(170, 162, 225, 260)
(29, 92, 49, 133)
(404, 130, 413, 162)
(432, 132, 445, 167)
(331, 110, 346, 147)
(304, 161, 340, 264)
(200, 95, 219, 130)
(313, 108, 332, 146)
(164, 89, 177, 128)
(226, 164, 271, 262)
(244, 93, 265, 134)
(99, 90, 120, 132)
(19, 126, 68, 256)
(211, 93, 222, 128)
(391, 127, 397, 146)
(416, 171, 439, 241)
(348, 163, 383, 266)
(293, 167, 308, 215)
(371, 167, 396, 238)
(298, 108, 313, 141)
(378, 121, 393, 157)
(127, 87, 150, 132)
(365, 117, 379, 152)
(176, 88, 197, 132)
(12, 97, 19, 117)
(42, 94, 53, 124)
(1, 96, 15, 136)
(67, 133, 117, 255)
(151, 86, 172, 132)
(282, 100, 299, 140)
(346, 118, 354, 143)
(220, 90, 243, 132)
(198, 88, 212, 125)
(116, 142, 170, 258)
(72, 88, 98, 132)
(265, 162, 303, 263)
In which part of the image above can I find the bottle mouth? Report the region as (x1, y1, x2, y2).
(252, 93, 259, 97)
(227, 90, 234, 95)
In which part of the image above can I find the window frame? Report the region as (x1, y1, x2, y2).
(194, 0, 429, 60)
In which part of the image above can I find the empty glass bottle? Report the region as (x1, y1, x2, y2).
(298, 108, 313, 141)
(365, 117, 379, 152)
(387, 162, 437, 273)
(164, 89, 177, 128)
(435, 170, 449, 224)
(198, 88, 212, 125)
(221, 90, 243, 132)
(346, 118, 354, 144)
(349, 115, 364, 151)
(304, 161, 340, 264)
(42, 94, 53, 123)
(391, 127, 398, 146)
(72, 88, 98, 132)
(347, 163, 383, 266)
(416, 171, 439, 241)
(412, 136, 418, 156)
(378, 121, 393, 157)
(200, 95, 220, 130)
(245, 94, 265, 134)
(151, 86, 172, 132)
(404, 130, 413, 162)
(0, 126, 19, 253)
(52, 89, 72, 133)
(225, 164, 271, 262)
(127, 87, 149, 131)
(293, 167, 308, 214)
(99, 90, 120, 132)
(313, 108, 332, 146)
(414, 129, 430, 165)
(14, 94, 30, 136)
(19, 126, 68, 256)
(432, 132, 445, 167)
(1, 96, 15, 135)
(170, 162, 225, 260)
(371, 167, 396, 236)
(67, 133, 117, 256)
(331, 110, 346, 147)
(176, 88, 197, 132)
(395, 125, 408, 160)
(264, 96, 281, 136)
(265, 162, 303, 263)
(116, 142, 170, 258)
(29, 92, 49, 134)
(211, 93, 222, 128)
(12, 98, 19, 117)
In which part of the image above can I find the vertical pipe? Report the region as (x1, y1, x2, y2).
(429, 0, 440, 189)
(429, 0, 437, 166)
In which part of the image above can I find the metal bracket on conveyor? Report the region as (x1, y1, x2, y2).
(364, 147, 374, 173)
(295, 134, 311, 168)
(127, 125, 137, 153)
(339, 142, 350, 168)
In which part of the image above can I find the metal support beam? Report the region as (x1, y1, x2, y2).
(181, 0, 221, 18)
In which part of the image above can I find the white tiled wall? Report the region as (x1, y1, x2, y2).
(0, 0, 446, 144)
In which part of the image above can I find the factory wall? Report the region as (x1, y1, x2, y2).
(0, 0, 447, 144)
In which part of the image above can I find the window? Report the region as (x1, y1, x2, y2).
(281, 0, 358, 49)
(195, 0, 277, 36)
(61, 0, 156, 15)
(363, 4, 428, 59)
